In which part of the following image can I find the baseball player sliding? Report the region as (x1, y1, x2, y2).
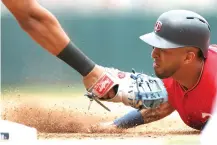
(2, 0, 217, 131)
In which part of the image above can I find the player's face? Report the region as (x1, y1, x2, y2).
(151, 47, 187, 79)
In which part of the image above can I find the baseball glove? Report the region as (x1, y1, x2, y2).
(83, 65, 168, 110)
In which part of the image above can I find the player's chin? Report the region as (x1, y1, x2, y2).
(87, 122, 125, 133)
(154, 72, 168, 79)
(154, 69, 163, 78)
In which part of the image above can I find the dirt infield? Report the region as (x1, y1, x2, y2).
(1, 92, 200, 144)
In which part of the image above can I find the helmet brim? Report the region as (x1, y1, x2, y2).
(139, 32, 185, 49)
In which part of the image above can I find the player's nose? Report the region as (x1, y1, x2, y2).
(151, 47, 160, 59)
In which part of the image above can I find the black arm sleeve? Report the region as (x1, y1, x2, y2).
(57, 42, 96, 76)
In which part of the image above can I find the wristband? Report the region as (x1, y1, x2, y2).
(57, 42, 95, 76)
(113, 109, 144, 129)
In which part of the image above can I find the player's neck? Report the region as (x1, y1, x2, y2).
(172, 59, 204, 90)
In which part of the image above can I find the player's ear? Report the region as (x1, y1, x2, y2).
(184, 51, 196, 64)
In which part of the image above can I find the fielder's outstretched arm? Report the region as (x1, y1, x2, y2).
(113, 102, 175, 128)
(2, 0, 168, 109)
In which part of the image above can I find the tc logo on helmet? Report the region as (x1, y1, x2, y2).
(154, 21, 162, 32)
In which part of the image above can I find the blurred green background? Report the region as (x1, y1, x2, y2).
(1, 2, 217, 93)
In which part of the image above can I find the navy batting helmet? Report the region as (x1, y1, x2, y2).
(140, 10, 211, 58)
